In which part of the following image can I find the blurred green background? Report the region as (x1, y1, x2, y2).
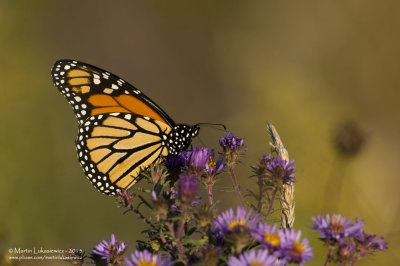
(1, 1, 399, 265)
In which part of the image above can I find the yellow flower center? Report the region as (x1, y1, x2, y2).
(208, 157, 216, 168)
(250, 260, 265, 266)
(138, 261, 156, 266)
(264, 233, 280, 246)
(329, 216, 345, 234)
(228, 217, 246, 229)
(289, 241, 305, 257)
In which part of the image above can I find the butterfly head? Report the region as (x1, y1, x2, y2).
(166, 124, 200, 155)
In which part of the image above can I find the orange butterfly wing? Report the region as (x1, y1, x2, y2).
(51, 60, 174, 125)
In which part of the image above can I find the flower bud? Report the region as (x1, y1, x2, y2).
(178, 175, 198, 205)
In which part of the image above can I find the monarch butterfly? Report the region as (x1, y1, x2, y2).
(52, 60, 199, 195)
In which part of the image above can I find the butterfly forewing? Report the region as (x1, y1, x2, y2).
(76, 112, 170, 195)
(51, 60, 175, 126)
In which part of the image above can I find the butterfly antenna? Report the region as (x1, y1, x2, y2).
(195, 123, 226, 131)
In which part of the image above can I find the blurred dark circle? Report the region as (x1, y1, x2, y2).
(333, 121, 366, 157)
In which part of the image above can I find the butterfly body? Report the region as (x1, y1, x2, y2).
(52, 60, 199, 195)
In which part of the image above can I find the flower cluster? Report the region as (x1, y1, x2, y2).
(251, 223, 313, 264)
(165, 146, 225, 206)
(81, 130, 388, 266)
(213, 207, 313, 264)
(166, 147, 225, 184)
(312, 213, 388, 264)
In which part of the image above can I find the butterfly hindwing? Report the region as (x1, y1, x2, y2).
(76, 112, 170, 195)
(51, 59, 175, 126)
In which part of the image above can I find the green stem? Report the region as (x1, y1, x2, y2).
(265, 187, 278, 219)
(164, 221, 186, 264)
(177, 205, 188, 265)
(351, 256, 359, 266)
(229, 165, 245, 207)
(257, 176, 265, 213)
(207, 183, 214, 205)
(323, 247, 333, 266)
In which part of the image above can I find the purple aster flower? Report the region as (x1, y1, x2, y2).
(263, 155, 296, 184)
(201, 148, 224, 188)
(280, 229, 314, 264)
(174, 147, 212, 176)
(92, 234, 127, 262)
(311, 213, 365, 244)
(219, 132, 245, 151)
(354, 230, 388, 256)
(205, 150, 225, 177)
(219, 132, 246, 165)
(203, 150, 225, 199)
(124, 250, 172, 266)
(252, 223, 282, 254)
(188, 147, 211, 171)
(227, 249, 282, 266)
(165, 154, 187, 183)
(178, 175, 198, 205)
(213, 206, 260, 236)
(336, 241, 356, 264)
(165, 154, 186, 170)
(178, 150, 192, 164)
